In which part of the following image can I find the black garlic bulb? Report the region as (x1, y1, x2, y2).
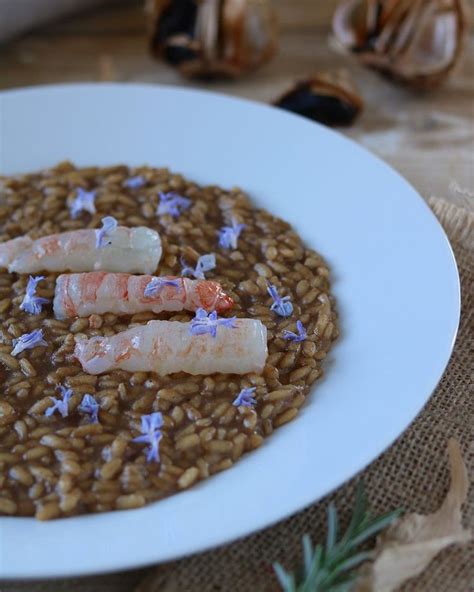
(332, 0, 469, 88)
(274, 71, 364, 127)
(147, 0, 278, 78)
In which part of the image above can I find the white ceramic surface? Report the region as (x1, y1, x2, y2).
(0, 84, 460, 579)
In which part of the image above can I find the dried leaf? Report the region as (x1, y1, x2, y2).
(357, 439, 472, 592)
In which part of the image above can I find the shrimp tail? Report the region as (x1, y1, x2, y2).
(193, 280, 234, 313)
(215, 292, 234, 312)
(0, 237, 33, 270)
(0, 226, 162, 274)
(75, 319, 268, 376)
(54, 273, 234, 319)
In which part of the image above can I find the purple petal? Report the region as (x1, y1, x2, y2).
(11, 329, 47, 357)
(45, 385, 73, 418)
(144, 277, 181, 298)
(282, 320, 307, 342)
(189, 308, 236, 338)
(296, 320, 307, 339)
(124, 175, 146, 189)
(218, 317, 238, 329)
(181, 263, 195, 278)
(145, 437, 161, 463)
(142, 412, 163, 432)
(20, 275, 48, 315)
(267, 282, 293, 317)
(266, 283, 279, 301)
(78, 393, 100, 423)
(70, 187, 96, 219)
(157, 192, 191, 217)
(132, 434, 150, 444)
(95, 216, 118, 248)
(133, 412, 163, 463)
(181, 253, 216, 280)
(196, 254, 216, 275)
(218, 219, 246, 250)
(272, 299, 293, 317)
(233, 387, 257, 408)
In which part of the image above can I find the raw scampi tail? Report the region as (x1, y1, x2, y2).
(0, 224, 162, 274)
(75, 319, 268, 376)
(53, 272, 234, 318)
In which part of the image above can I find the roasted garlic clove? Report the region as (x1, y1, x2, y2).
(332, 0, 469, 88)
(146, 0, 278, 78)
(274, 71, 363, 127)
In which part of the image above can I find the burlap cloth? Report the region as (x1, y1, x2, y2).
(2, 196, 473, 592)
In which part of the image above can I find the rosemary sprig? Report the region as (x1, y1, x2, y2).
(273, 482, 403, 592)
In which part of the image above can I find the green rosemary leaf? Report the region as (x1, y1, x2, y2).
(321, 551, 373, 588)
(303, 544, 325, 592)
(347, 508, 403, 550)
(274, 562, 297, 592)
(341, 482, 368, 543)
(273, 482, 402, 592)
(326, 504, 338, 553)
(331, 550, 374, 574)
(303, 534, 314, 574)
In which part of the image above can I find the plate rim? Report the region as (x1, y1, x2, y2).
(0, 82, 461, 580)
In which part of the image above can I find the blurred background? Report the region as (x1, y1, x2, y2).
(0, 0, 473, 200)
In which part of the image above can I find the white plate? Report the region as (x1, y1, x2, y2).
(0, 84, 460, 579)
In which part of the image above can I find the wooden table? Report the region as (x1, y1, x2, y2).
(1, 0, 473, 204)
(0, 2, 472, 591)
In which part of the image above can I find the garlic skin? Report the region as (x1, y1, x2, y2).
(147, 0, 278, 78)
(332, 0, 469, 88)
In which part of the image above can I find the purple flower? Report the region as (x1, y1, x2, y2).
(189, 308, 237, 338)
(233, 387, 257, 408)
(282, 320, 307, 343)
(11, 329, 47, 357)
(218, 218, 246, 250)
(181, 253, 216, 280)
(19, 275, 49, 315)
(45, 385, 73, 418)
(157, 192, 191, 218)
(133, 412, 163, 463)
(267, 283, 293, 317)
(70, 187, 96, 219)
(95, 216, 118, 248)
(144, 277, 181, 298)
(78, 393, 100, 423)
(124, 175, 146, 189)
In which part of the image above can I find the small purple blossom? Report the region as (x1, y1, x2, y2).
(144, 277, 181, 298)
(95, 216, 118, 248)
(70, 187, 96, 219)
(189, 308, 237, 338)
(157, 192, 191, 218)
(181, 253, 216, 280)
(78, 393, 100, 423)
(218, 218, 246, 250)
(132, 412, 163, 463)
(45, 386, 73, 418)
(282, 320, 307, 343)
(267, 283, 293, 317)
(123, 175, 146, 189)
(233, 387, 257, 408)
(11, 329, 47, 357)
(19, 275, 49, 315)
